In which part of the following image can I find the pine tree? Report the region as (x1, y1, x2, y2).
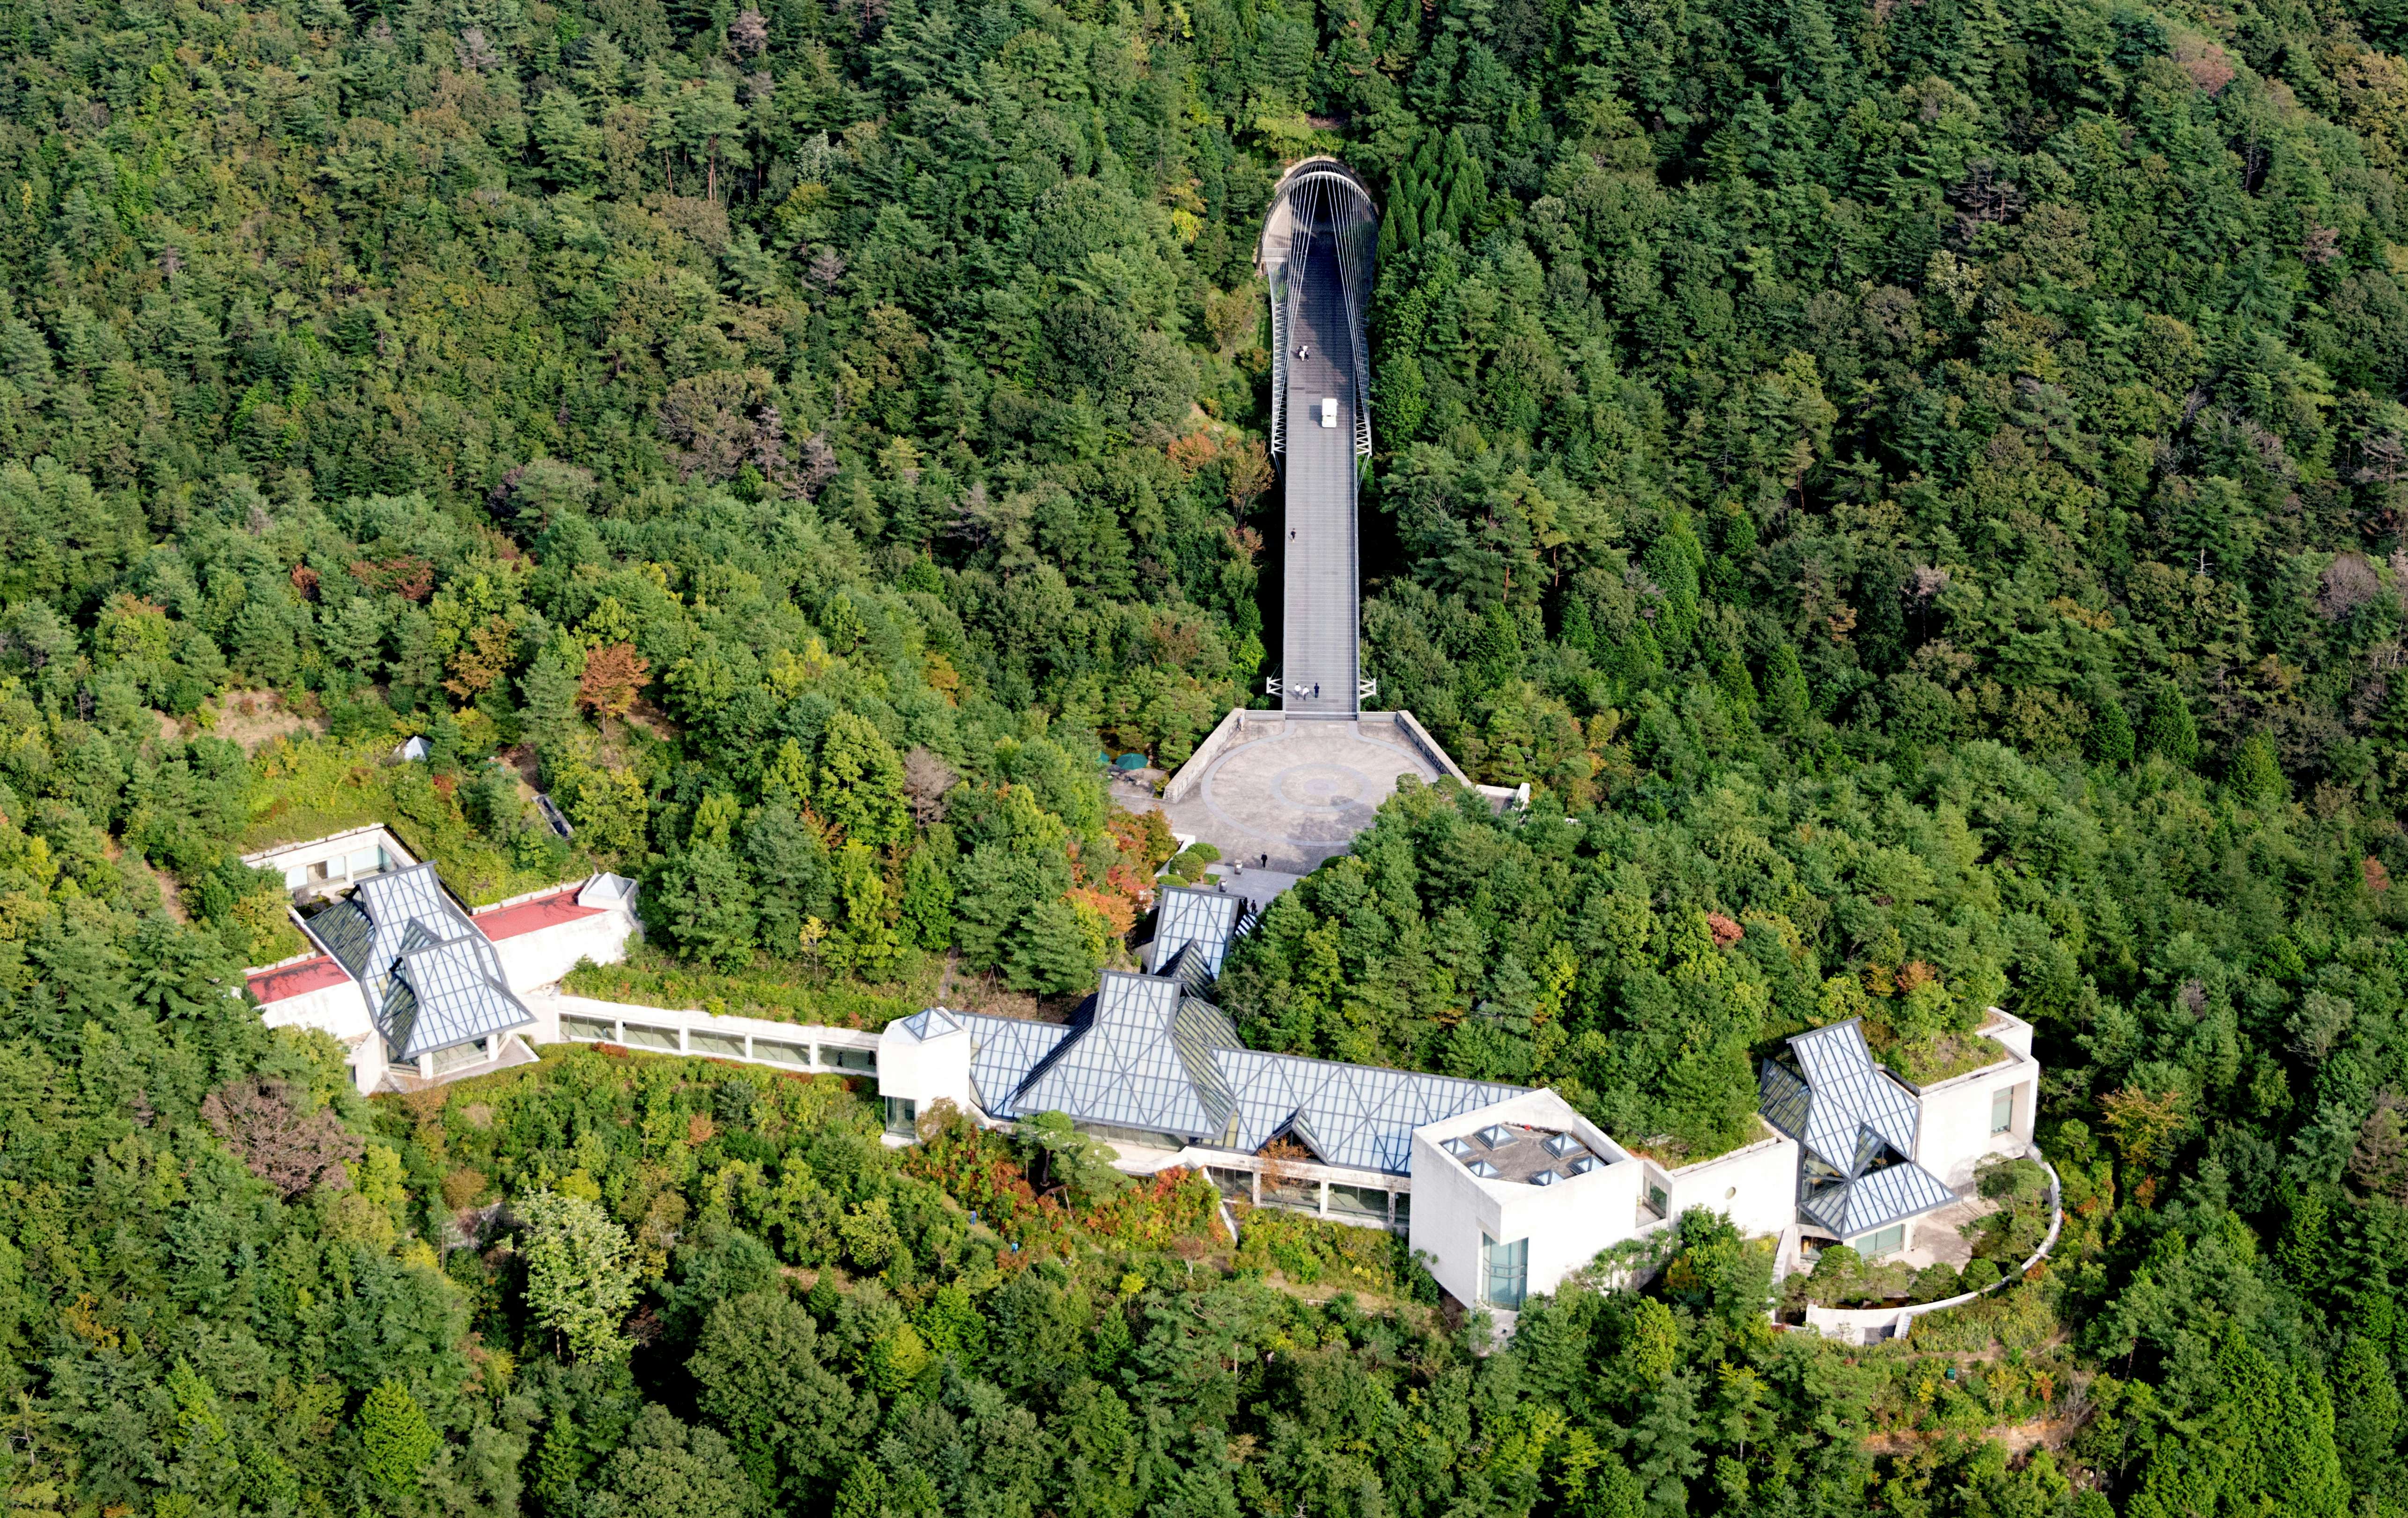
(1090, 1300, 1133, 1379)
(833, 1457, 889, 1518)
(357, 1380, 440, 1498)
(816, 710, 911, 849)
(2089, 690, 2135, 765)
(533, 1416, 584, 1518)
(1382, 166, 1421, 257)
(899, 846, 954, 950)
(1713, 649, 1757, 722)
(2332, 1333, 2403, 1497)
(1625, 1368, 1703, 1518)
(2232, 731, 2286, 803)
(1763, 643, 1809, 731)
(2141, 682, 2200, 766)
(1006, 897, 1104, 996)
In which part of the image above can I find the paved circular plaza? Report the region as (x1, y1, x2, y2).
(1160, 722, 1447, 874)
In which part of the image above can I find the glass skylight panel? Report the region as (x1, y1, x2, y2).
(1529, 1170, 1559, 1186)
(1567, 1155, 1599, 1175)
(1477, 1124, 1512, 1147)
(1444, 1136, 1475, 1157)
(1544, 1132, 1584, 1157)
(985, 981, 1534, 1177)
(1156, 886, 1248, 979)
(1467, 1159, 1499, 1178)
(1845, 1158, 1957, 1232)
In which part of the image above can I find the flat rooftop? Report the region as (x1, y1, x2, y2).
(248, 955, 350, 1006)
(1440, 1121, 1604, 1186)
(473, 887, 605, 941)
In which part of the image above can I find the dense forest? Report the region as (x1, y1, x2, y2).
(0, 0, 2402, 1511)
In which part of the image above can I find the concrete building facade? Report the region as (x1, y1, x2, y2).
(871, 883, 2048, 1320)
(241, 827, 642, 1094)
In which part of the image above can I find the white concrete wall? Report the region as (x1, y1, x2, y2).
(1655, 1125, 1799, 1239)
(1500, 1156, 1639, 1301)
(1912, 1012, 2040, 1188)
(257, 978, 381, 1094)
(525, 991, 881, 1074)
(1408, 1126, 1500, 1309)
(875, 1016, 976, 1114)
(490, 911, 639, 994)
(1409, 1090, 1644, 1311)
(1164, 709, 1248, 803)
(242, 825, 415, 891)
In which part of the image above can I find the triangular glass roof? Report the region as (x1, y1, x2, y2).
(928, 970, 1525, 1173)
(1152, 886, 1250, 987)
(305, 861, 533, 1058)
(1761, 1016, 1956, 1239)
(1012, 972, 1228, 1138)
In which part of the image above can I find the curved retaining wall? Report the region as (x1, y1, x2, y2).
(1800, 1156, 2064, 1345)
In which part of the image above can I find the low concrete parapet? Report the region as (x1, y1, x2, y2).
(1367, 710, 1473, 785)
(1166, 707, 1477, 807)
(1166, 707, 1251, 803)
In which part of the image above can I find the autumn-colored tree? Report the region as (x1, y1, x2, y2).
(577, 641, 652, 718)
(349, 555, 435, 601)
(443, 614, 517, 699)
(1224, 439, 1272, 513)
(2099, 1086, 2189, 1174)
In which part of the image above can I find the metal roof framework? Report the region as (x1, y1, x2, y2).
(915, 970, 1525, 1175)
(1151, 886, 1251, 991)
(307, 863, 534, 1060)
(1759, 1018, 1957, 1239)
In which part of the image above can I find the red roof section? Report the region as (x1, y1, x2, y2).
(248, 955, 351, 1005)
(475, 887, 606, 942)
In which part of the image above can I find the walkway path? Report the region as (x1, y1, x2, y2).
(1280, 229, 1360, 716)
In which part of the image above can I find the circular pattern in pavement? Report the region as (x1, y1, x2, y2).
(1184, 724, 1445, 866)
(1278, 763, 1372, 808)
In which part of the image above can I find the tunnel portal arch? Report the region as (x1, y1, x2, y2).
(1258, 157, 1377, 462)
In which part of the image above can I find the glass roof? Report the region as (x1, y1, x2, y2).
(1152, 886, 1251, 989)
(306, 862, 533, 1059)
(923, 969, 1527, 1175)
(1013, 972, 1226, 1138)
(382, 936, 532, 1059)
(1790, 1019, 1920, 1159)
(1761, 1016, 1956, 1238)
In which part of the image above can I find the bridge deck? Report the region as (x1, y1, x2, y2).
(1280, 233, 1359, 716)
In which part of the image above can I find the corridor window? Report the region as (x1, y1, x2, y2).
(1853, 1223, 1906, 1258)
(1481, 1234, 1529, 1310)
